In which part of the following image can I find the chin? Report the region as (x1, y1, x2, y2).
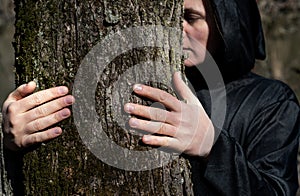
(184, 59, 196, 67)
(184, 57, 205, 67)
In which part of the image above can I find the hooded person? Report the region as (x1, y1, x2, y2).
(124, 0, 300, 195)
(183, 0, 300, 195)
(1, 0, 299, 195)
(185, 0, 266, 85)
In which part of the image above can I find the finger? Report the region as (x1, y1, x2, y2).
(22, 127, 62, 147)
(124, 103, 176, 124)
(173, 72, 199, 105)
(25, 95, 75, 122)
(2, 81, 36, 111)
(17, 86, 69, 113)
(142, 135, 180, 151)
(132, 84, 181, 111)
(8, 81, 36, 101)
(25, 108, 71, 133)
(129, 118, 177, 137)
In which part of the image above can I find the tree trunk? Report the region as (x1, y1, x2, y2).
(2, 0, 194, 195)
(0, 114, 14, 195)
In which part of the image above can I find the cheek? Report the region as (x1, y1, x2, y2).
(192, 25, 209, 48)
(184, 25, 209, 67)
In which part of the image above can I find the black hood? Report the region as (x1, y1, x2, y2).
(209, 0, 266, 81)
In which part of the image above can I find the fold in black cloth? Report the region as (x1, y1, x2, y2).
(210, 0, 266, 81)
(189, 73, 299, 195)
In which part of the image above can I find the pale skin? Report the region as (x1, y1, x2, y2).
(2, 0, 214, 156)
(2, 82, 74, 151)
(126, 0, 215, 157)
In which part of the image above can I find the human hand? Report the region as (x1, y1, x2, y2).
(1, 81, 75, 151)
(124, 72, 214, 157)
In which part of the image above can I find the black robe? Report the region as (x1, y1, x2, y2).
(186, 0, 300, 194)
(189, 72, 300, 195)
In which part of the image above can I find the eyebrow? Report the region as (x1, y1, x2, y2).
(184, 8, 206, 18)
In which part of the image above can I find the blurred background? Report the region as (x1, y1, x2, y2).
(0, 0, 14, 105)
(0, 0, 300, 190)
(254, 0, 300, 101)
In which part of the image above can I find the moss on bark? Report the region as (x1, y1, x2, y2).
(12, 0, 194, 195)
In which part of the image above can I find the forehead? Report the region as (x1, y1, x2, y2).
(184, 0, 205, 13)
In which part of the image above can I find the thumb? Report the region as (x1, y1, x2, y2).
(173, 72, 199, 105)
(8, 81, 36, 101)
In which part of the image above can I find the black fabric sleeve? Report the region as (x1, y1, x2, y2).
(203, 99, 300, 196)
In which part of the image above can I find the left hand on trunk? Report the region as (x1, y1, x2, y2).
(124, 72, 214, 157)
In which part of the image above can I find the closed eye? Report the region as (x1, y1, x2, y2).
(184, 8, 205, 24)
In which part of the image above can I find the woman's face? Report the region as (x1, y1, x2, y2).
(183, 0, 209, 67)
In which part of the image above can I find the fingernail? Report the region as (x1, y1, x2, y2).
(54, 128, 62, 135)
(22, 84, 28, 90)
(58, 86, 68, 94)
(130, 118, 138, 127)
(28, 81, 36, 85)
(23, 81, 33, 88)
(125, 104, 134, 113)
(61, 109, 70, 117)
(143, 135, 150, 143)
(133, 84, 142, 91)
(65, 96, 74, 104)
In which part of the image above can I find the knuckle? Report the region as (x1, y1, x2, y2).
(46, 131, 53, 139)
(158, 124, 167, 134)
(6, 103, 17, 114)
(31, 93, 44, 105)
(135, 105, 143, 116)
(153, 109, 165, 121)
(8, 127, 19, 137)
(32, 120, 42, 131)
(35, 106, 47, 117)
(54, 111, 62, 121)
(7, 114, 19, 129)
(153, 113, 161, 121)
(27, 135, 38, 145)
(158, 93, 167, 103)
(33, 134, 43, 144)
(9, 116, 18, 128)
(60, 97, 67, 106)
(162, 138, 170, 147)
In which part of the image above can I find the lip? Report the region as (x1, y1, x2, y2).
(183, 48, 193, 51)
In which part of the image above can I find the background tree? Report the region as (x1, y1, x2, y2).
(256, 0, 300, 98)
(0, 0, 14, 105)
(1, 0, 195, 195)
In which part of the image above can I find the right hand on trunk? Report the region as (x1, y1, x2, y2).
(1, 81, 75, 151)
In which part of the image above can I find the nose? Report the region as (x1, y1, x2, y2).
(183, 20, 187, 31)
(183, 20, 187, 37)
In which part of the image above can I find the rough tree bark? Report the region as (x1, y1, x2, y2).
(0, 114, 13, 195)
(1, 0, 195, 195)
